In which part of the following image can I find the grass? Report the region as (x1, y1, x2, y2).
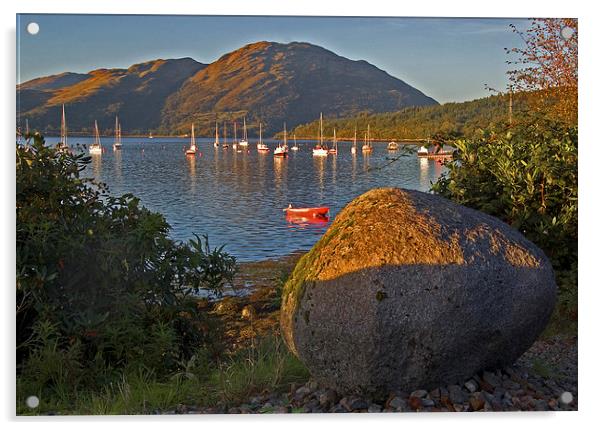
(16, 336, 309, 415)
(541, 267, 577, 340)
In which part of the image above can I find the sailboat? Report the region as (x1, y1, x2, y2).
(312, 113, 328, 156)
(113, 116, 122, 150)
(257, 122, 269, 152)
(239, 117, 249, 147)
(351, 127, 357, 154)
(362, 124, 373, 153)
(213, 122, 220, 148)
(232, 121, 238, 150)
(291, 134, 299, 151)
(89, 120, 102, 155)
(57, 104, 69, 150)
(222, 123, 229, 148)
(328, 128, 338, 154)
(274, 123, 289, 157)
(186, 123, 197, 155)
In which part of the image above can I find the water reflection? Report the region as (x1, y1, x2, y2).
(113, 149, 122, 184)
(285, 213, 330, 227)
(362, 152, 371, 172)
(187, 154, 196, 194)
(331, 154, 337, 186)
(43, 136, 446, 261)
(274, 156, 286, 192)
(313, 155, 326, 200)
(419, 157, 429, 189)
(91, 154, 102, 180)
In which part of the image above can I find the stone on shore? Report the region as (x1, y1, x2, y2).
(280, 187, 556, 394)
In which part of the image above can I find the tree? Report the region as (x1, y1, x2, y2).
(506, 19, 578, 125)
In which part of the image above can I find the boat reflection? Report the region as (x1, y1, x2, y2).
(187, 153, 196, 193)
(419, 157, 429, 189)
(113, 148, 122, 183)
(285, 213, 330, 227)
(91, 153, 102, 180)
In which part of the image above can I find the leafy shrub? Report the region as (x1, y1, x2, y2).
(432, 115, 577, 327)
(432, 116, 577, 270)
(16, 134, 237, 395)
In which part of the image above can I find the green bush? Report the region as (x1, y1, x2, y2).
(432, 116, 577, 270)
(432, 116, 577, 329)
(16, 134, 237, 396)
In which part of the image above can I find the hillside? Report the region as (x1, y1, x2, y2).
(289, 94, 523, 141)
(161, 41, 438, 135)
(17, 58, 206, 134)
(17, 41, 437, 136)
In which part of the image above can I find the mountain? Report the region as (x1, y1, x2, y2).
(17, 41, 438, 135)
(162, 42, 438, 135)
(17, 58, 206, 133)
(17, 72, 91, 91)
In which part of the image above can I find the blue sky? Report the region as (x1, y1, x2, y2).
(16, 15, 529, 103)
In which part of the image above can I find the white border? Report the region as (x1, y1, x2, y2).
(2, 1, 598, 429)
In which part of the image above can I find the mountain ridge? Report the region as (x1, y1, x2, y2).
(17, 41, 438, 135)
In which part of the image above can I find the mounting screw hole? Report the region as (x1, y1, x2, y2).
(27, 22, 40, 35)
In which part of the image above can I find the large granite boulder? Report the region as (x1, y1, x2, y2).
(280, 188, 556, 394)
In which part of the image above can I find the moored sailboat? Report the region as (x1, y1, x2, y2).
(257, 122, 269, 152)
(185, 123, 197, 155)
(274, 123, 289, 157)
(89, 120, 102, 155)
(362, 124, 373, 153)
(58, 104, 69, 150)
(213, 122, 220, 148)
(238, 117, 249, 147)
(351, 127, 357, 154)
(328, 128, 338, 154)
(233, 121, 238, 150)
(312, 113, 328, 156)
(222, 123, 229, 148)
(113, 116, 122, 150)
(291, 134, 299, 151)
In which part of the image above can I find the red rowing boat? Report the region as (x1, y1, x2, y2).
(283, 205, 329, 218)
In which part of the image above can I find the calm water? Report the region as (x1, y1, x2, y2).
(44, 136, 446, 262)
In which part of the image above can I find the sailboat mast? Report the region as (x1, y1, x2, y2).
(368, 124, 371, 147)
(320, 113, 323, 147)
(243, 117, 247, 140)
(354, 127, 357, 148)
(334, 128, 337, 150)
(61, 104, 67, 145)
(284, 123, 287, 146)
(94, 120, 101, 146)
(191, 123, 195, 148)
(259, 122, 263, 144)
(115, 116, 119, 144)
(215, 121, 219, 144)
(234, 121, 237, 142)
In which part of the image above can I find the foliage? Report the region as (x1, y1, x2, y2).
(209, 336, 309, 405)
(290, 94, 522, 141)
(17, 336, 308, 415)
(16, 134, 237, 397)
(506, 19, 578, 125)
(432, 116, 577, 270)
